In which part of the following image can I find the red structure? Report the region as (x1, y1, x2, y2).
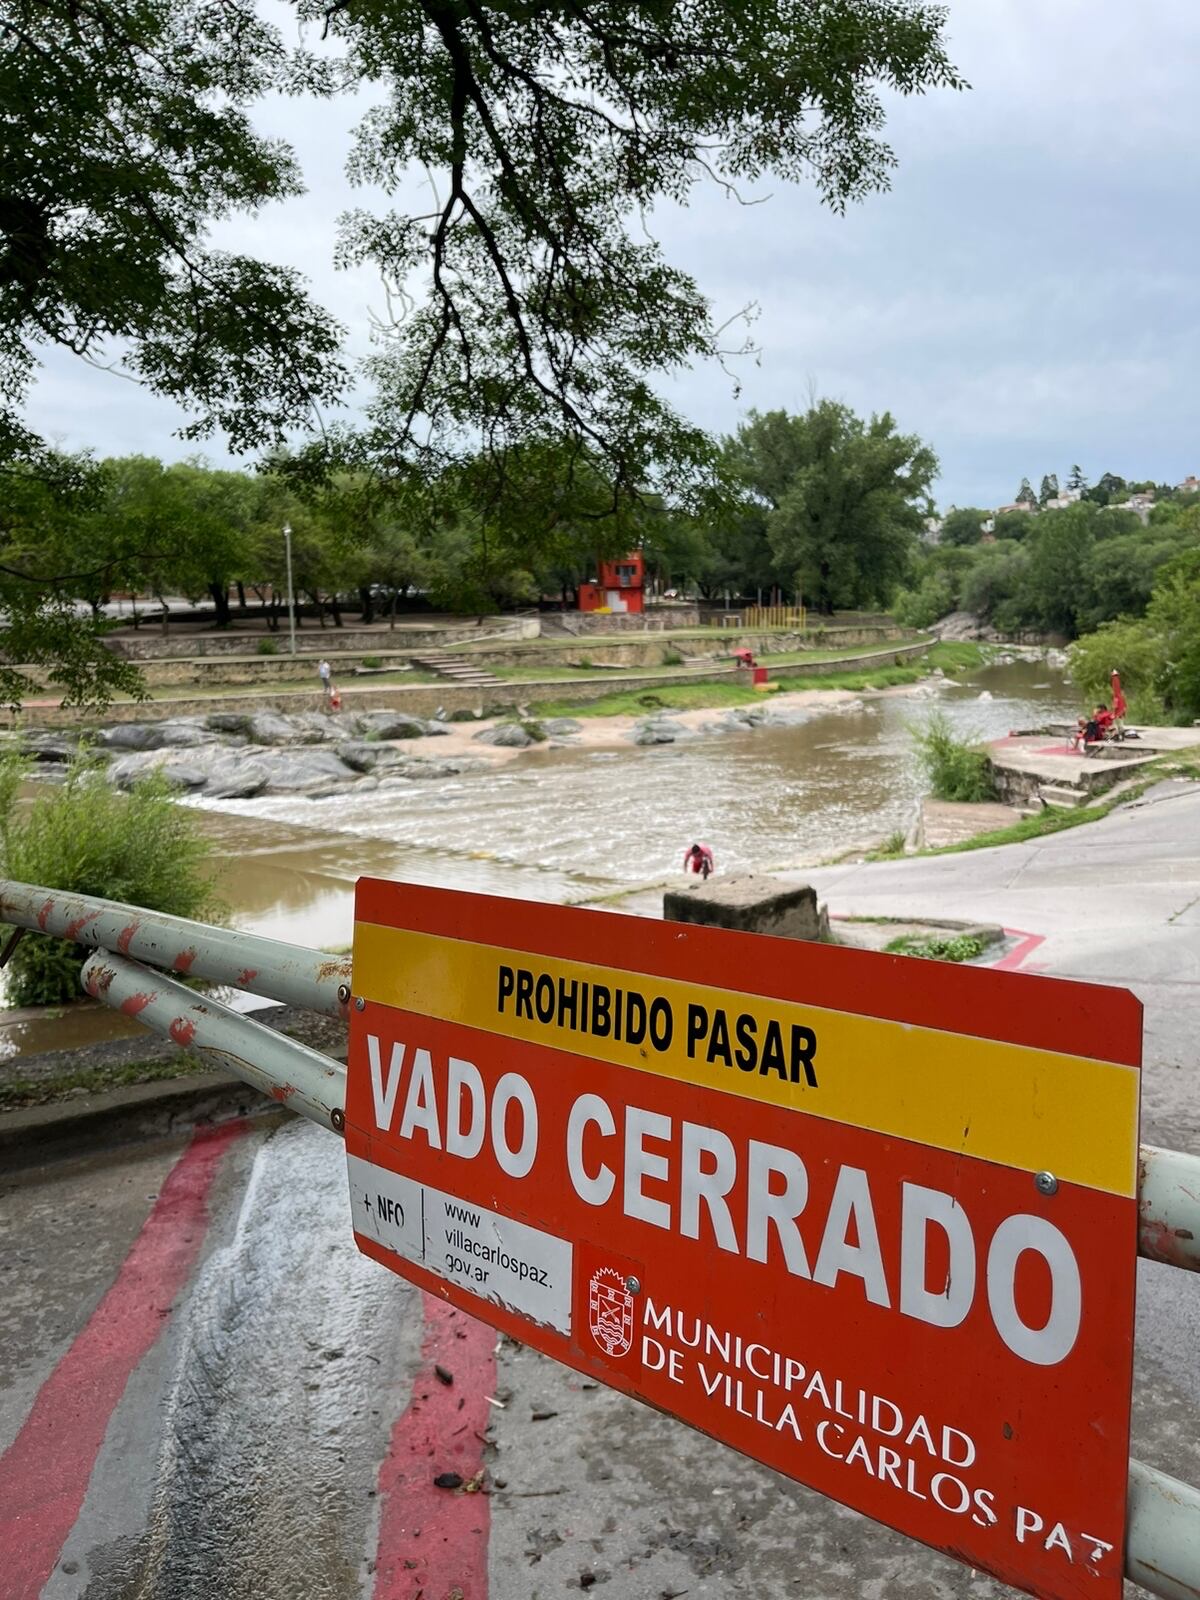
(578, 552, 644, 614)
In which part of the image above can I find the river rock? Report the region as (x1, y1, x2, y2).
(377, 759, 469, 784)
(206, 712, 252, 735)
(247, 748, 359, 791)
(354, 712, 429, 740)
(474, 723, 533, 748)
(336, 740, 385, 773)
(107, 750, 210, 790)
(543, 718, 582, 735)
(99, 720, 206, 751)
(19, 733, 84, 763)
(632, 718, 684, 746)
(245, 711, 326, 746)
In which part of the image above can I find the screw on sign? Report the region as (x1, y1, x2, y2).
(343, 881, 1141, 1600)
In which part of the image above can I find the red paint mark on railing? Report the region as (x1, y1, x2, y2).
(168, 1017, 197, 1047)
(36, 898, 53, 931)
(116, 921, 139, 955)
(372, 1295, 495, 1599)
(0, 1122, 248, 1599)
(118, 991, 154, 1016)
(173, 948, 197, 974)
(269, 1082, 296, 1103)
(64, 911, 98, 942)
(235, 968, 258, 987)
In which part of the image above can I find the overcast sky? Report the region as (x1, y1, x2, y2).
(24, 0, 1200, 510)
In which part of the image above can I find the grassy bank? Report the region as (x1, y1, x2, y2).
(871, 742, 1200, 861)
(530, 641, 978, 720)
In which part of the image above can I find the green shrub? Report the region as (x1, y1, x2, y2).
(362, 654, 383, 669)
(256, 638, 278, 656)
(519, 719, 548, 742)
(578, 656, 594, 670)
(0, 755, 221, 1006)
(662, 648, 684, 666)
(885, 932, 986, 963)
(910, 711, 996, 802)
(893, 573, 954, 630)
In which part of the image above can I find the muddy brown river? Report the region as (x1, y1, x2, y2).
(0, 658, 1073, 1059)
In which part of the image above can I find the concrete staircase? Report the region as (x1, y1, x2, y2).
(409, 652, 505, 689)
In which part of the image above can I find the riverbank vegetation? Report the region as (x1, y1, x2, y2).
(0, 756, 219, 1005)
(910, 712, 997, 803)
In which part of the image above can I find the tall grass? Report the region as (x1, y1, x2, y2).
(910, 711, 997, 803)
(0, 754, 221, 1005)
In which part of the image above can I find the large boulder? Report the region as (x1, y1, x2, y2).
(19, 733, 84, 764)
(245, 711, 325, 746)
(473, 722, 532, 748)
(248, 747, 359, 791)
(543, 718, 582, 735)
(336, 740, 385, 773)
(354, 711, 429, 740)
(107, 751, 209, 790)
(205, 712, 252, 736)
(99, 720, 205, 752)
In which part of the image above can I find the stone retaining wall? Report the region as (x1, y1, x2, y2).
(101, 618, 540, 660)
(13, 640, 931, 729)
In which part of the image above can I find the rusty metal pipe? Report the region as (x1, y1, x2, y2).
(1139, 1145, 1200, 1274)
(0, 878, 350, 1018)
(1127, 1458, 1200, 1600)
(81, 951, 346, 1134)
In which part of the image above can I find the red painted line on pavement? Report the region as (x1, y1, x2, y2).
(0, 1121, 247, 1599)
(372, 1294, 495, 1600)
(991, 929, 1046, 972)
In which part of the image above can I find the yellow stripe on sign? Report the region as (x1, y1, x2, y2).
(352, 923, 1139, 1198)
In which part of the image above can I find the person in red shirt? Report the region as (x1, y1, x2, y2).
(1094, 703, 1114, 734)
(733, 648, 756, 670)
(684, 842, 714, 879)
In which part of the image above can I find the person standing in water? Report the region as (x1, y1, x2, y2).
(683, 842, 714, 880)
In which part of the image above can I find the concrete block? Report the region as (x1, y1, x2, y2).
(663, 873, 825, 941)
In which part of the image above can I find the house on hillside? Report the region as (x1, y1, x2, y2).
(1177, 475, 1200, 495)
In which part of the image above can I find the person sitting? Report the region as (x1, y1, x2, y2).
(733, 648, 756, 670)
(683, 842, 715, 880)
(1094, 702, 1114, 736)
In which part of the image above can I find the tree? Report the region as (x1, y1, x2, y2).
(0, 0, 963, 703)
(728, 403, 937, 614)
(1067, 464, 1088, 492)
(1014, 478, 1037, 507)
(1039, 473, 1059, 506)
(939, 507, 991, 547)
(1084, 471, 1126, 507)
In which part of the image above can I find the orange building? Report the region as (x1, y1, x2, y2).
(578, 552, 645, 614)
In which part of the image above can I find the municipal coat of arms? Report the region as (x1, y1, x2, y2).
(588, 1266, 634, 1358)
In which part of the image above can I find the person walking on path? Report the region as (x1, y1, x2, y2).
(683, 842, 714, 880)
(318, 658, 332, 701)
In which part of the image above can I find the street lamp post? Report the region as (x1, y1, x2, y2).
(283, 522, 297, 657)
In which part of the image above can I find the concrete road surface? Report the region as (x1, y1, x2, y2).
(1, 785, 1198, 1599)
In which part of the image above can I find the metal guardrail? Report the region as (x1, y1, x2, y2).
(2, 878, 1198, 1597)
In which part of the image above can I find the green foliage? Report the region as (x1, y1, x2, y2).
(0, 755, 220, 1005)
(1068, 550, 1200, 724)
(361, 654, 383, 669)
(885, 932, 986, 962)
(938, 507, 991, 547)
(662, 648, 684, 666)
(726, 403, 937, 614)
(910, 711, 997, 802)
(878, 831, 908, 857)
(1038, 473, 1059, 507)
(893, 572, 953, 629)
(257, 638, 279, 656)
(1015, 478, 1036, 506)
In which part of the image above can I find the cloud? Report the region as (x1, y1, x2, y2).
(21, 0, 1200, 508)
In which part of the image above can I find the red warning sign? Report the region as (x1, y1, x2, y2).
(346, 881, 1141, 1600)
